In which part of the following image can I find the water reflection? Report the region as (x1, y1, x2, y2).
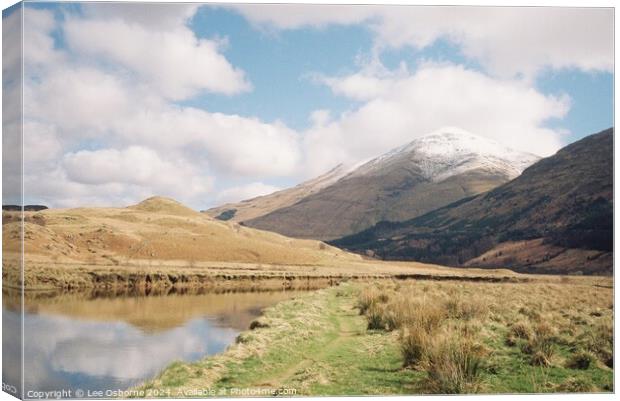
(3, 289, 305, 394)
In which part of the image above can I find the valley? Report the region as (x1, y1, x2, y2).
(3, 127, 613, 397)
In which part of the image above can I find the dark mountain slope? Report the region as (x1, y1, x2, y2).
(331, 128, 613, 275)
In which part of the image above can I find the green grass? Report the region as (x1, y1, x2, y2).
(136, 280, 613, 396)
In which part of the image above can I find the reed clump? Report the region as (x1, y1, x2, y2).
(356, 279, 613, 394)
(423, 332, 486, 394)
(358, 281, 488, 393)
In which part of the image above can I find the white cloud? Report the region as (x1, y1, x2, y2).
(57, 146, 211, 206)
(3, 7, 22, 81)
(231, 5, 613, 78)
(19, 4, 300, 209)
(23, 122, 63, 166)
(25, 66, 139, 136)
(303, 62, 569, 177)
(320, 73, 392, 101)
(216, 182, 282, 204)
(309, 109, 331, 126)
(63, 146, 182, 186)
(22, 65, 300, 207)
(23, 7, 63, 69)
(315, 61, 409, 101)
(64, 17, 251, 100)
(104, 106, 302, 178)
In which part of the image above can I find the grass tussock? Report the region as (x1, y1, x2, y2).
(521, 322, 557, 367)
(556, 377, 596, 392)
(357, 279, 613, 394)
(565, 350, 596, 370)
(423, 333, 485, 394)
(400, 327, 431, 368)
(357, 283, 487, 393)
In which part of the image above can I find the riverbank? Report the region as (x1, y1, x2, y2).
(137, 278, 613, 396)
(3, 256, 538, 292)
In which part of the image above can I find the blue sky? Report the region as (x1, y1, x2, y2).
(3, 2, 614, 208)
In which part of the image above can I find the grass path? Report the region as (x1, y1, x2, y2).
(207, 285, 420, 395)
(139, 283, 419, 396)
(258, 299, 360, 388)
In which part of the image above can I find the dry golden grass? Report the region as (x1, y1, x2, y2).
(3, 196, 358, 267)
(357, 279, 613, 393)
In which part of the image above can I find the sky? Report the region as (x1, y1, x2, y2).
(1, 2, 614, 209)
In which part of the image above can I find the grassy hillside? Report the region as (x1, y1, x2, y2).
(247, 171, 510, 241)
(2, 196, 357, 267)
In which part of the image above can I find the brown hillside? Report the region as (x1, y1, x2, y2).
(3, 197, 359, 266)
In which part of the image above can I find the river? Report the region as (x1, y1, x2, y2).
(2, 288, 307, 396)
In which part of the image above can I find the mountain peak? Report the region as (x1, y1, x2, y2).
(352, 127, 540, 182)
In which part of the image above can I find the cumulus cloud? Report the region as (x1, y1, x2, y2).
(63, 146, 184, 186)
(25, 66, 139, 136)
(319, 73, 392, 101)
(231, 5, 613, 78)
(23, 7, 63, 69)
(23, 122, 63, 166)
(216, 182, 282, 204)
(98, 106, 301, 178)
(19, 5, 300, 208)
(64, 17, 251, 100)
(314, 61, 408, 101)
(302, 62, 570, 177)
(2, 7, 22, 80)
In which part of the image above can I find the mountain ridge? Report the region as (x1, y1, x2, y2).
(331, 128, 613, 275)
(243, 128, 540, 240)
(205, 163, 354, 222)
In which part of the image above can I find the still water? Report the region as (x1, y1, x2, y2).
(3, 289, 306, 395)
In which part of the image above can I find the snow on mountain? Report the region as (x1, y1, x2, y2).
(350, 127, 540, 182)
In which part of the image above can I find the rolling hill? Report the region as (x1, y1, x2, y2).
(332, 128, 613, 275)
(3, 196, 358, 266)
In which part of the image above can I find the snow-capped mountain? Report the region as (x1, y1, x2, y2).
(351, 127, 540, 182)
(216, 127, 541, 241)
(333, 128, 613, 275)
